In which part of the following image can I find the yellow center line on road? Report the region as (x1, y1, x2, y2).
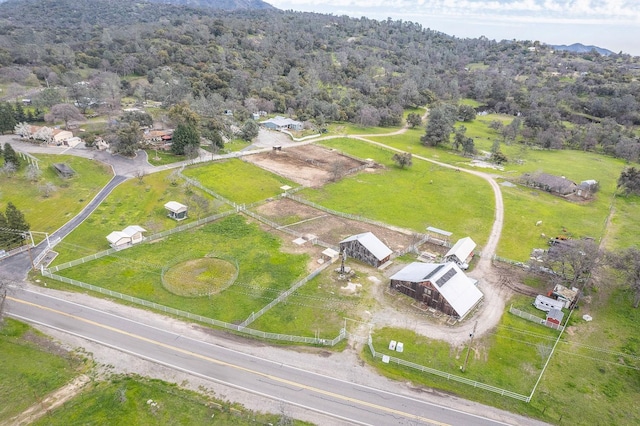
(9, 296, 449, 426)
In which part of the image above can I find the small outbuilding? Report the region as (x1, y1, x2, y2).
(164, 201, 188, 221)
(106, 231, 131, 248)
(534, 295, 565, 312)
(576, 179, 598, 199)
(122, 225, 146, 244)
(52, 163, 75, 178)
(546, 308, 564, 326)
(444, 237, 476, 268)
(390, 262, 483, 320)
(339, 232, 392, 268)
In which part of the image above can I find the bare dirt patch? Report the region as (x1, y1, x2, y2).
(254, 198, 416, 251)
(244, 144, 365, 187)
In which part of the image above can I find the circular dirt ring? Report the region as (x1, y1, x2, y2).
(162, 258, 237, 297)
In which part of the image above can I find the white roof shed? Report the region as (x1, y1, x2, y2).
(445, 237, 476, 264)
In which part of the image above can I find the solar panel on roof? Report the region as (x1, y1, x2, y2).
(435, 267, 457, 287)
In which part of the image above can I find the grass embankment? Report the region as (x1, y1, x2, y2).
(31, 375, 311, 426)
(55, 215, 310, 326)
(0, 319, 83, 422)
(52, 169, 227, 264)
(309, 138, 494, 246)
(0, 154, 112, 241)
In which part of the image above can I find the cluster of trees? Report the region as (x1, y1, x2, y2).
(0, 102, 42, 134)
(0, 202, 30, 250)
(617, 167, 640, 195)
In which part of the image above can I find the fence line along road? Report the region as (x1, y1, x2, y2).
(41, 269, 346, 347)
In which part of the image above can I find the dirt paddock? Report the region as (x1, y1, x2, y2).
(244, 144, 366, 187)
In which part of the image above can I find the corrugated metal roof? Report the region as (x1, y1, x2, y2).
(122, 225, 146, 237)
(340, 232, 392, 261)
(445, 237, 476, 263)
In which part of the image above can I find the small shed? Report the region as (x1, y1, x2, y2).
(339, 232, 392, 268)
(576, 180, 598, 198)
(106, 231, 131, 248)
(551, 284, 579, 309)
(164, 201, 188, 221)
(52, 163, 75, 178)
(546, 308, 564, 326)
(122, 225, 146, 244)
(322, 248, 340, 262)
(444, 237, 476, 268)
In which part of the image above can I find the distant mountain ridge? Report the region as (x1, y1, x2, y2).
(551, 43, 614, 56)
(146, 0, 274, 10)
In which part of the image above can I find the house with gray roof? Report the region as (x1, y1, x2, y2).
(390, 262, 483, 320)
(260, 116, 303, 131)
(522, 172, 577, 196)
(339, 232, 392, 268)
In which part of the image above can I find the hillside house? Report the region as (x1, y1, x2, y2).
(390, 262, 483, 320)
(164, 201, 188, 221)
(260, 116, 304, 131)
(444, 237, 476, 268)
(339, 232, 392, 268)
(522, 173, 577, 196)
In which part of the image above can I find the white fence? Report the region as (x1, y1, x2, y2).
(41, 269, 346, 346)
(509, 305, 564, 331)
(367, 337, 531, 402)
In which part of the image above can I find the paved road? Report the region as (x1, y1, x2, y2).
(6, 287, 522, 426)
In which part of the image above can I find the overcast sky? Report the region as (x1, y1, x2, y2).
(267, 0, 640, 55)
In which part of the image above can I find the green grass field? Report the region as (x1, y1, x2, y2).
(31, 375, 310, 425)
(309, 138, 495, 245)
(52, 169, 227, 264)
(182, 159, 296, 205)
(0, 154, 112, 242)
(55, 215, 310, 325)
(0, 319, 83, 422)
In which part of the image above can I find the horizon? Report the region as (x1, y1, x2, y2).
(267, 0, 640, 56)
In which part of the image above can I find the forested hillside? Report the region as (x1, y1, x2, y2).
(1, 0, 639, 160)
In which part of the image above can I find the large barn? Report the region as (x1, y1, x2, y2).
(390, 262, 483, 320)
(339, 232, 392, 268)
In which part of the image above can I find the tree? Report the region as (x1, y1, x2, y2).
(421, 104, 455, 147)
(171, 123, 200, 155)
(406, 112, 422, 128)
(461, 137, 475, 156)
(168, 102, 199, 127)
(608, 248, 640, 308)
(45, 103, 85, 130)
(122, 111, 153, 128)
(3, 143, 19, 167)
(453, 125, 467, 151)
(5, 202, 29, 234)
(0, 102, 16, 134)
(240, 120, 259, 142)
(617, 167, 640, 195)
(111, 122, 142, 157)
(392, 152, 413, 169)
(25, 164, 42, 182)
(458, 104, 476, 122)
(543, 238, 601, 290)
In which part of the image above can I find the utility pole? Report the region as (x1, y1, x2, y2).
(461, 321, 478, 373)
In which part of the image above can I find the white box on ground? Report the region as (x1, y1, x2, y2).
(382, 355, 390, 364)
(396, 342, 404, 353)
(388, 340, 397, 350)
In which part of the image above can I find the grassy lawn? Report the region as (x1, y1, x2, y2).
(52, 169, 227, 264)
(182, 159, 296, 205)
(32, 374, 310, 425)
(0, 319, 83, 422)
(325, 122, 403, 136)
(251, 264, 381, 339)
(309, 138, 495, 245)
(144, 149, 184, 166)
(605, 194, 640, 250)
(0, 154, 112, 242)
(55, 215, 310, 325)
(222, 138, 251, 152)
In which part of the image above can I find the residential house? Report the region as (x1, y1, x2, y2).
(52, 129, 73, 145)
(522, 173, 577, 196)
(339, 232, 392, 268)
(260, 116, 304, 131)
(390, 262, 483, 320)
(164, 201, 188, 221)
(444, 237, 476, 268)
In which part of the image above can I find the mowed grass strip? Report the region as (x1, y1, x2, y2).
(56, 215, 309, 325)
(52, 169, 227, 265)
(310, 138, 494, 245)
(0, 319, 82, 421)
(32, 374, 309, 426)
(182, 159, 296, 205)
(0, 154, 112, 239)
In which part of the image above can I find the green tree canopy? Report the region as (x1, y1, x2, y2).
(171, 123, 200, 155)
(421, 104, 456, 147)
(3, 143, 19, 167)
